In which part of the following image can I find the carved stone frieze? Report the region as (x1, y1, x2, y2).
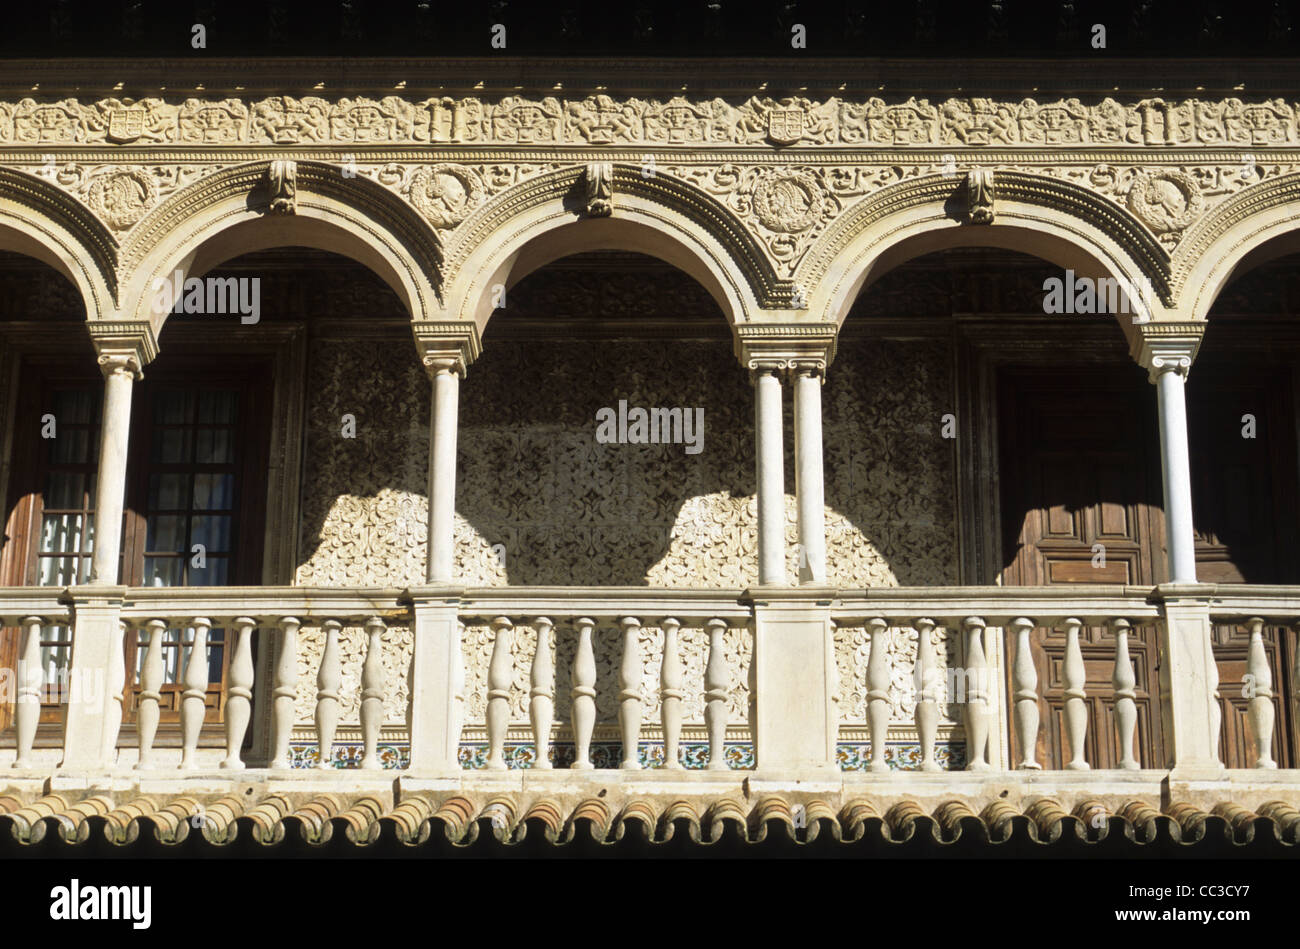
(31, 162, 227, 235)
(0, 93, 1297, 148)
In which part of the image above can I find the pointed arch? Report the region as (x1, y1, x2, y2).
(442, 163, 769, 331)
(801, 170, 1172, 328)
(119, 160, 442, 330)
(0, 167, 118, 318)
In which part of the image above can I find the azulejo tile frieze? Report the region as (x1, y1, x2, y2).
(0, 94, 1297, 148)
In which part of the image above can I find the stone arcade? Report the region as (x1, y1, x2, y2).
(2, 57, 1300, 848)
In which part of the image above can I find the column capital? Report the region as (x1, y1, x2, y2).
(734, 322, 837, 380)
(87, 321, 158, 380)
(1129, 320, 1205, 382)
(412, 320, 481, 379)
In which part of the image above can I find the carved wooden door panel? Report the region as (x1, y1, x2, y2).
(1187, 365, 1298, 768)
(998, 368, 1167, 769)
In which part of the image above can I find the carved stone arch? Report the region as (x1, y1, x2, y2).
(442, 163, 769, 331)
(1176, 172, 1300, 321)
(801, 170, 1172, 328)
(119, 160, 442, 330)
(0, 166, 118, 318)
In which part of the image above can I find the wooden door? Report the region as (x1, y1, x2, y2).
(1187, 365, 1298, 768)
(998, 368, 1167, 769)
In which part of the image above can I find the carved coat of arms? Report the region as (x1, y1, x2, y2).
(767, 108, 805, 145)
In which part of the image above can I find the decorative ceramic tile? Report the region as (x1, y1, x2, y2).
(836, 741, 967, 771)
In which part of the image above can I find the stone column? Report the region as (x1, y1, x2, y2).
(414, 323, 480, 584)
(1131, 323, 1222, 779)
(61, 324, 157, 773)
(408, 323, 479, 776)
(793, 362, 827, 584)
(752, 364, 786, 586)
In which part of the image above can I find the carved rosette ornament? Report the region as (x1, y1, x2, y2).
(753, 169, 825, 234)
(584, 162, 613, 217)
(266, 160, 297, 214)
(966, 168, 995, 224)
(408, 164, 483, 228)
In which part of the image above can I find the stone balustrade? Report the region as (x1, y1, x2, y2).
(2, 583, 1300, 784)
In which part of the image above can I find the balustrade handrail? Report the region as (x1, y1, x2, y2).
(0, 587, 73, 624)
(831, 584, 1161, 625)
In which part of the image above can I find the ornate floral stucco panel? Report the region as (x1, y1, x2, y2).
(295, 337, 956, 589)
(834, 622, 956, 725)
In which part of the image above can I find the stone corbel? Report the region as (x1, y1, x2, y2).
(734, 322, 837, 383)
(87, 321, 158, 380)
(966, 168, 995, 224)
(584, 162, 613, 217)
(412, 320, 482, 379)
(267, 160, 297, 215)
(1130, 320, 1205, 381)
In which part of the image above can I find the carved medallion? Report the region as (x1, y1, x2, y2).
(1126, 169, 1202, 234)
(753, 170, 823, 233)
(409, 164, 483, 228)
(85, 168, 156, 230)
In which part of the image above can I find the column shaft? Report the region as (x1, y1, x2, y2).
(754, 369, 785, 585)
(1154, 364, 1197, 583)
(89, 358, 137, 584)
(427, 365, 460, 583)
(794, 369, 826, 584)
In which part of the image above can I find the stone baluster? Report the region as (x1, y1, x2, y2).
(1245, 617, 1276, 769)
(865, 617, 891, 773)
(270, 616, 300, 769)
(961, 613, 987, 769)
(1209, 632, 1223, 763)
(315, 619, 343, 770)
(103, 619, 126, 764)
(360, 616, 387, 770)
(12, 616, 44, 769)
(571, 617, 597, 770)
(659, 617, 685, 770)
(1010, 617, 1040, 770)
(1112, 618, 1139, 770)
(530, 617, 555, 769)
(178, 617, 212, 770)
(485, 616, 514, 770)
(1062, 617, 1089, 770)
(912, 618, 940, 772)
(618, 616, 643, 770)
(221, 617, 256, 770)
(135, 619, 166, 770)
(704, 618, 730, 771)
(963, 616, 990, 771)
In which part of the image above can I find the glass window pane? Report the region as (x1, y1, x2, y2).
(207, 643, 224, 683)
(53, 390, 95, 425)
(152, 428, 192, 464)
(149, 473, 190, 510)
(49, 427, 89, 464)
(44, 472, 85, 510)
(147, 515, 187, 553)
(142, 556, 182, 587)
(38, 554, 82, 586)
(191, 515, 230, 553)
(195, 428, 234, 464)
(154, 390, 193, 425)
(193, 557, 228, 586)
(40, 513, 84, 554)
(197, 390, 238, 424)
(192, 473, 234, 510)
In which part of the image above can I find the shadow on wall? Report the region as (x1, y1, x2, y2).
(292, 335, 959, 588)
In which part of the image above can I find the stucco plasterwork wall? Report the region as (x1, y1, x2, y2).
(293, 337, 957, 591)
